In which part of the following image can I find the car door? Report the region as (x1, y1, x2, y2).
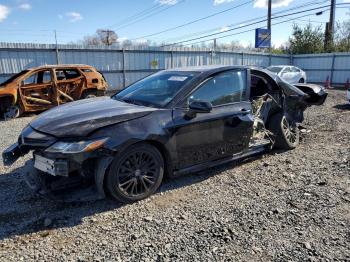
(55, 68, 85, 104)
(18, 69, 55, 112)
(290, 67, 301, 83)
(280, 67, 294, 83)
(171, 69, 254, 169)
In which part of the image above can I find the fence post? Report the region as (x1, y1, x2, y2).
(241, 52, 244, 65)
(54, 30, 60, 64)
(330, 54, 336, 86)
(122, 48, 126, 89)
(210, 50, 214, 64)
(170, 51, 174, 69)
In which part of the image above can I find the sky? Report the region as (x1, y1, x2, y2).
(0, 0, 349, 47)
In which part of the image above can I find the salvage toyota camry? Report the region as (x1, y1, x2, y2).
(3, 66, 327, 203)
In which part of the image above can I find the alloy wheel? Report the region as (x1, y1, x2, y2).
(116, 150, 159, 197)
(282, 117, 298, 144)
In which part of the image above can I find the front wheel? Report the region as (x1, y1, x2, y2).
(3, 104, 22, 120)
(106, 143, 164, 203)
(268, 113, 300, 150)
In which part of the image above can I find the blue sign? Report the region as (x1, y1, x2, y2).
(255, 28, 271, 48)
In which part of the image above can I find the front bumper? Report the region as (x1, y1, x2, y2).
(2, 142, 22, 166)
(22, 158, 111, 202)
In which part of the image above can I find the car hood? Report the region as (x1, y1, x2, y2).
(30, 97, 158, 137)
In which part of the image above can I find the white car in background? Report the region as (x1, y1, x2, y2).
(267, 65, 307, 84)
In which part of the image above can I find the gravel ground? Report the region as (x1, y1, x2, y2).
(0, 89, 349, 261)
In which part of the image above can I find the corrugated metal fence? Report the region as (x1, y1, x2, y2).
(0, 42, 348, 89)
(293, 53, 350, 86)
(0, 42, 291, 89)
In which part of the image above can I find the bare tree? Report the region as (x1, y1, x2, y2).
(81, 29, 118, 46)
(96, 29, 118, 46)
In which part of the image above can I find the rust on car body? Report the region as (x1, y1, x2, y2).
(0, 64, 108, 119)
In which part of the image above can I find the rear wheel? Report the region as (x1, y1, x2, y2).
(106, 143, 164, 203)
(298, 78, 305, 83)
(268, 113, 299, 150)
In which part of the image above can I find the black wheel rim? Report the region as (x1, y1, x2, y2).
(116, 151, 158, 197)
(282, 117, 298, 144)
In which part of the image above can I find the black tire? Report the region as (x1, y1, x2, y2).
(268, 113, 299, 150)
(106, 143, 164, 203)
(299, 78, 305, 83)
(82, 90, 97, 99)
(3, 104, 22, 120)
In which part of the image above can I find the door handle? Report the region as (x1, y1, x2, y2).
(240, 108, 251, 115)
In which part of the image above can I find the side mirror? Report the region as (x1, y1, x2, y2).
(186, 100, 212, 119)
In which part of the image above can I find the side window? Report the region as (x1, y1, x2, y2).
(64, 69, 81, 79)
(189, 70, 247, 106)
(283, 67, 291, 73)
(42, 70, 52, 83)
(292, 67, 300, 72)
(23, 73, 37, 85)
(56, 70, 66, 81)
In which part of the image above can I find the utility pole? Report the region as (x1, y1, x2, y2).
(267, 0, 272, 53)
(267, 0, 272, 31)
(325, 0, 336, 52)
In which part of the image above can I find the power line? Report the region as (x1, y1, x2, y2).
(110, 0, 186, 31)
(183, 10, 329, 47)
(107, 3, 169, 29)
(182, 4, 348, 47)
(131, 0, 254, 41)
(161, 4, 333, 47)
(156, 0, 328, 43)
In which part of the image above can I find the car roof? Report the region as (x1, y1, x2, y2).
(28, 64, 94, 70)
(165, 65, 276, 77)
(166, 65, 249, 72)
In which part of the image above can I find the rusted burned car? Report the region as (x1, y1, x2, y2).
(0, 64, 108, 119)
(3, 66, 327, 203)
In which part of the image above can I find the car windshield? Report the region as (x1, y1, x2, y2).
(113, 71, 197, 107)
(267, 66, 283, 73)
(0, 70, 29, 86)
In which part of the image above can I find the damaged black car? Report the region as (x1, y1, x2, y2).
(3, 66, 327, 203)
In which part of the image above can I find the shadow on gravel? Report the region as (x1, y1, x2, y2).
(0, 152, 267, 241)
(333, 103, 350, 110)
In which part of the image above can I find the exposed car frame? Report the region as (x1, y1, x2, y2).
(0, 64, 108, 119)
(2, 65, 327, 203)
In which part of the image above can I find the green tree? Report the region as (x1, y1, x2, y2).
(288, 23, 324, 54)
(334, 20, 350, 52)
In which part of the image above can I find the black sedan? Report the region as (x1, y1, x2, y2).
(3, 66, 327, 203)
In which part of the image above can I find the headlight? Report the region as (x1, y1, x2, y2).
(45, 138, 108, 154)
